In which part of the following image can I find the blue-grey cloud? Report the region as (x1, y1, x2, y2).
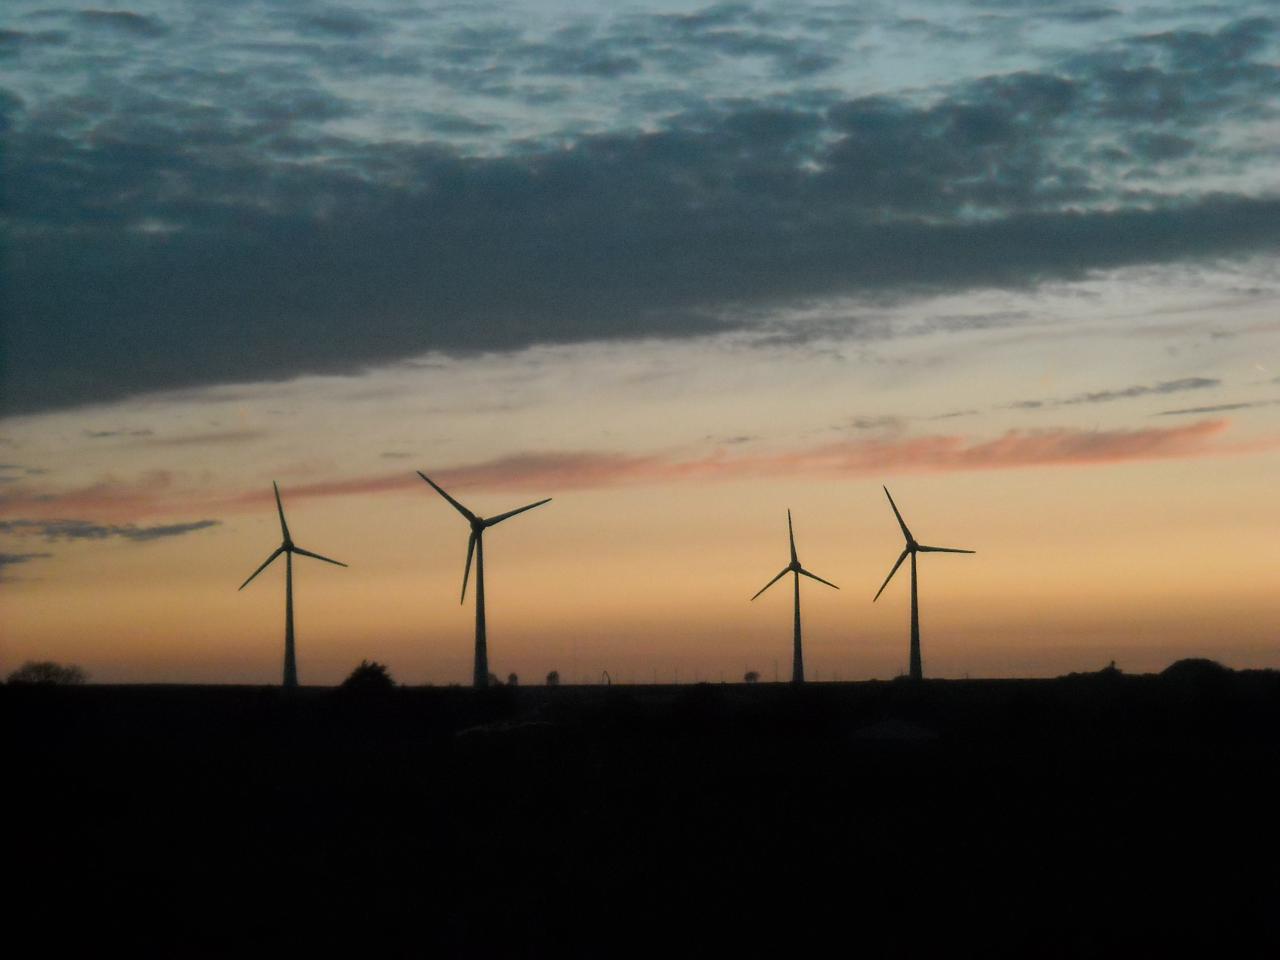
(76, 10, 169, 39)
(1, 4, 1277, 413)
(0, 519, 221, 542)
(297, 9, 383, 39)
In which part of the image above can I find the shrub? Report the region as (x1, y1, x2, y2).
(744, 671, 760, 684)
(339, 660, 395, 693)
(546, 670, 560, 686)
(7, 661, 87, 685)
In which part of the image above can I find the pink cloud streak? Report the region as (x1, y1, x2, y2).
(0, 419, 1259, 523)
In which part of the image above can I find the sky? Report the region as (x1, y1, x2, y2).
(1, 0, 1277, 685)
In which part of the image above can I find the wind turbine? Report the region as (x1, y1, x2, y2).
(873, 486, 974, 681)
(751, 510, 839, 684)
(239, 482, 347, 688)
(418, 472, 551, 689)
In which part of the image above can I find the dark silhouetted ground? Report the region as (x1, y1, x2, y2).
(7, 668, 1280, 957)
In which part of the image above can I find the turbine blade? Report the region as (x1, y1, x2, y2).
(460, 531, 476, 603)
(917, 544, 975, 554)
(883, 486, 913, 543)
(273, 481, 291, 542)
(292, 546, 348, 567)
(798, 567, 839, 590)
(417, 472, 476, 522)
(239, 546, 284, 590)
(485, 497, 552, 527)
(787, 509, 798, 565)
(873, 549, 909, 602)
(751, 566, 790, 601)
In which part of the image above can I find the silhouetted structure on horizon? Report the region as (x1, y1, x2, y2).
(239, 481, 347, 687)
(418, 472, 551, 689)
(751, 510, 838, 683)
(873, 486, 973, 681)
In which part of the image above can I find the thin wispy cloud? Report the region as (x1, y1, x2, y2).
(1156, 400, 1278, 416)
(1007, 377, 1220, 410)
(0, 518, 221, 542)
(0, 470, 179, 521)
(0, 550, 52, 568)
(85, 429, 155, 439)
(196, 418, 1280, 513)
(0, 419, 1258, 524)
(0, 549, 53, 583)
(143, 429, 269, 447)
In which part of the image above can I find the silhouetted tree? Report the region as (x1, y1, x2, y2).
(546, 670, 560, 686)
(7, 661, 87, 685)
(507, 673, 519, 686)
(744, 671, 760, 683)
(1162, 658, 1231, 681)
(1161, 658, 1234, 697)
(339, 660, 394, 693)
(487, 672, 502, 686)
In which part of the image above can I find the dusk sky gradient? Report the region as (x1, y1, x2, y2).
(2, 0, 1277, 683)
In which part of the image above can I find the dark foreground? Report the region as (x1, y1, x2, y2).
(8, 666, 1280, 958)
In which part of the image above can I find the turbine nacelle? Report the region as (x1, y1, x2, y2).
(873, 486, 973, 601)
(418, 472, 551, 643)
(751, 510, 839, 601)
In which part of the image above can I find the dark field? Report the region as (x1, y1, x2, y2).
(8, 667, 1280, 957)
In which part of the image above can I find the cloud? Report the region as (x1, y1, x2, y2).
(76, 11, 169, 39)
(143, 429, 268, 447)
(0, 518, 221, 542)
(238, 418, 1255, 505)
(81, 428, 267, 446)
(846, 416, 906, 432)
(0, 418, 1263, 524)
(1155, 400, 1278, 416)
(0, 550, 52, 568)
(2, 8, 1278, 412)
(1008, 377, 1220, 409)
(85, 428, 154, 439)
(0, 548, 53, 583)
(0, 470, 180, 521)
(297, 10, 383, 39)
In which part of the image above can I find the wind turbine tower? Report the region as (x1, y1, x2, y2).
(873, 486, 974, 681)
(751, 510, 839, 683)
(418, 472, 551, 689)
(239, 482, 347, 688)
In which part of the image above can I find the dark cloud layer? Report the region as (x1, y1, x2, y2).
(2, 7, 1278, 413)
(0, 518, 221, 542)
